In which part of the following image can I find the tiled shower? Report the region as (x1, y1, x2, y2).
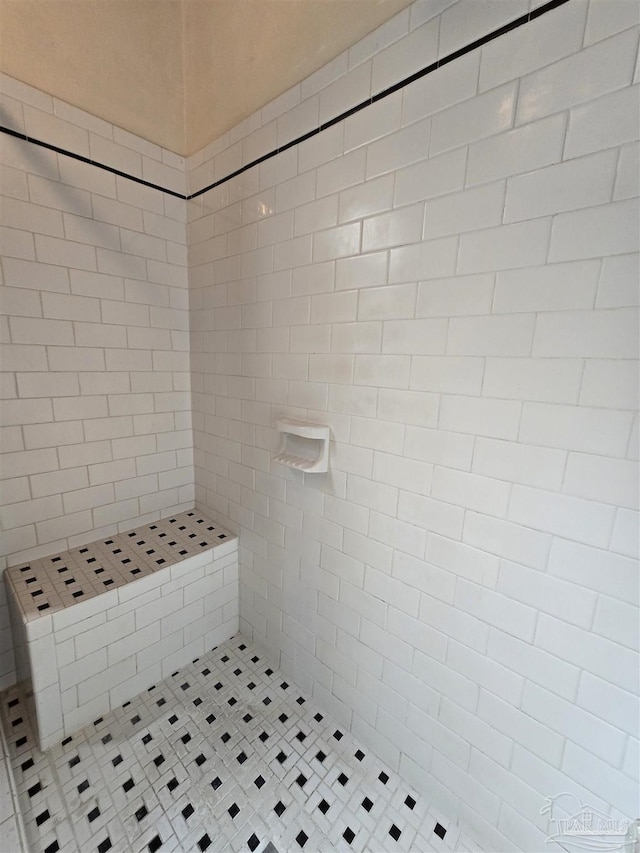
(0, 0, 638, 851)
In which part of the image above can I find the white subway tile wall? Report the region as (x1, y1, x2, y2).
(0, 77, 193, 694)
(0, 0, 638, 850)
(185, 2, 639, 851)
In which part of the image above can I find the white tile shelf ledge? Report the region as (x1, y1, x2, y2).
(274, 419, 331, 473)
(5, 509, 239, 751)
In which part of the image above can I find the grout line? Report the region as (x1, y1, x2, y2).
(0, 0, 570, 203)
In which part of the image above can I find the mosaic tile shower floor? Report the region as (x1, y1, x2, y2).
(1, 636, 481, 853)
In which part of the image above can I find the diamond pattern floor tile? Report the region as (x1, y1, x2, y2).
(1, 636, 481, 853)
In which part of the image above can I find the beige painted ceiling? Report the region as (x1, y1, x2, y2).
(0, 0, 414, 156)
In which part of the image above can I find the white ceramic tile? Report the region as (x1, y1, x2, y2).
(366, 120, 431, 179)
(388, 236, 458, 284)
(402, 52, 479, 128)
(354, 355, 410, 390)
(438, 395, 521, 441)
(493, 260, 599, 314)
(533, 307, 638, 359)
(519, 401, 632, 457)
(482, 356, 582, 405)
(447, 314, 535, 357)
(548, 198, 638, 262)
(465, 513, 551, 573)
(549, 536, 638, 607)
(584, 0, 640, 45)
(592, 592, 638, 651)
(277, 98, 319, 151)
(362, 205, 423, 252)
(430, 83, 517, 156)
(478, 0, 587, 92)
(371, 19, 439, 95)
(563, 452, 638, 509)
(23, 106, 90, 158)
(516, 27, 639, 124)
(424, 181, 505, 239)
(577, 671, 638, 736)
(335, 252, 388, 291)
(508, 485, 615, 549)
(579, 359, 639, 410)
(313, 223, 361, 263)
(615, 141, 640, 200)
(294, 197, 338, 238)
(1, 197, 64, 239)
(358, 284, 416, 322)
(438, 0, 528, 58)
(410, 356, 484, 397)
(457, 219, 551, 274)
(394, 147, 467, 207)
(535, 613, 637, 695)
(320, 61, 372, 126)
(431, 467, 510, 519)
(344, 94, 402, 153)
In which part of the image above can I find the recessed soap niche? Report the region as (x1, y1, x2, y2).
(274, 419, 330, 473)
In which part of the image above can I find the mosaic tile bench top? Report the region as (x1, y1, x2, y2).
(6, 510, 235, 623)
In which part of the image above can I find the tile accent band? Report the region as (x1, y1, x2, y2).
(0, 0, 570, 202)
(0, 124, 187, 199)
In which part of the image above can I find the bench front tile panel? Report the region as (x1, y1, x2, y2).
(5, 510, 239, 750)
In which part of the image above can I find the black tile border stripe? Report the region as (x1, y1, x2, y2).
(0, 125, 186, 199)
(0, 0, 569, 203)
(188, 0, 570, 200)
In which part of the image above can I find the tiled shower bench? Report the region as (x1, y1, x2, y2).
(5, 509, 238, 750)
